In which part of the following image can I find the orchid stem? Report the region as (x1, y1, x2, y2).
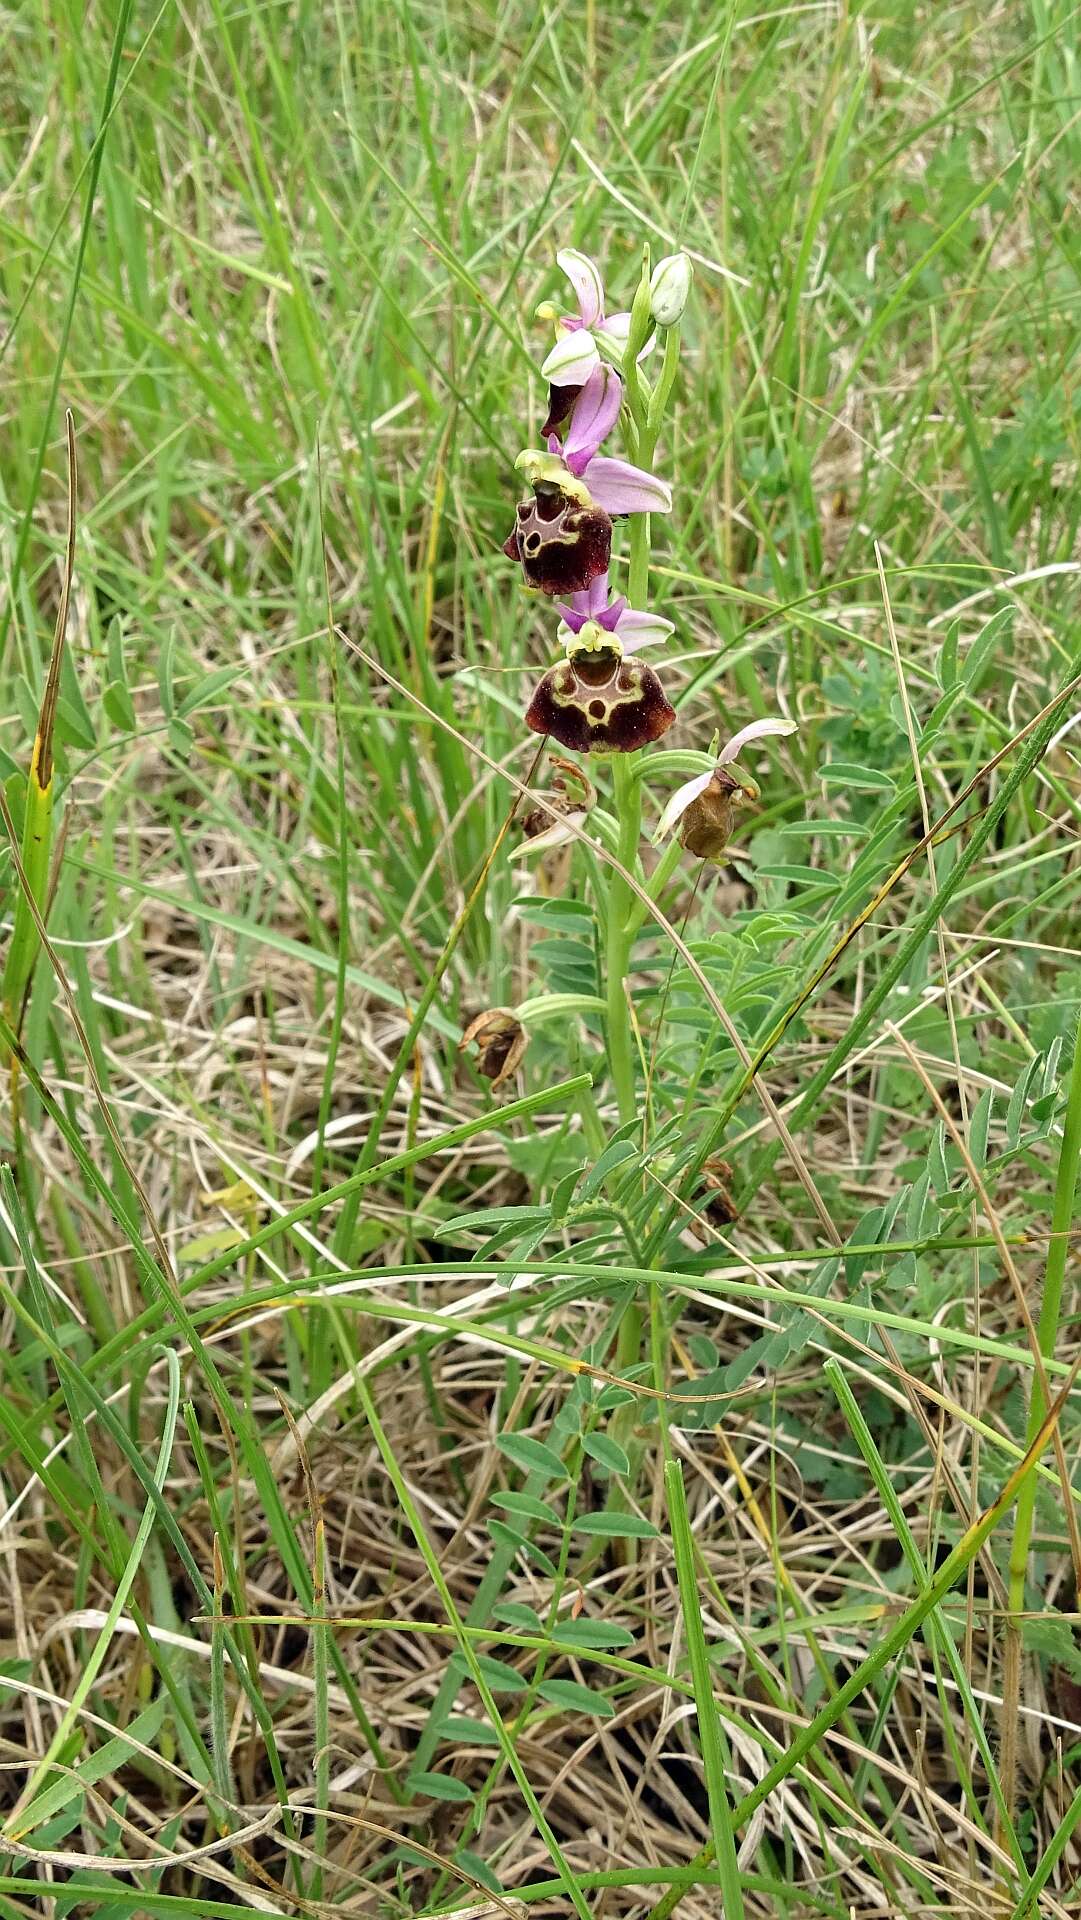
(605, 753, 640, 1130)
(608, 394, 653, 1495)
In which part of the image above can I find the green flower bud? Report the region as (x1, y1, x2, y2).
(649, 253, 693, 327)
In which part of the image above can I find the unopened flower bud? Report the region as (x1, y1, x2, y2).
(649, 253, 693, 327)
(623, 254, 656, 366)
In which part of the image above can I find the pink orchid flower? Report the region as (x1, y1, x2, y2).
(540, 249, 657, 387)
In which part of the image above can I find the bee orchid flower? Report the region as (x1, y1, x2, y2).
(525, 629, 675, 756)
(654, 718, 797, 859)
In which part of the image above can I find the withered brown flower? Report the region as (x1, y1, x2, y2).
(654, 719, 797, 861)
(521, 756, 597, 842)
(676, 766, 750, 861)
(525, 643, 675, 755)
(459, 1009, 528, 1089)
(700, 1156, 739, 1227)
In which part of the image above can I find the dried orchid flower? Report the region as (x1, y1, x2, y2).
(459, 1009, 528, 1089)
(520, 756, 597, 851)
(654, 718, 797, 860)
(538, 249, 657, 388)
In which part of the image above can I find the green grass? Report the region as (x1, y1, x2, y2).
(2, 0, 1081, 1915)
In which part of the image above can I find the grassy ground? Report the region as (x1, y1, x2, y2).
(1, 0, 1081, 1914)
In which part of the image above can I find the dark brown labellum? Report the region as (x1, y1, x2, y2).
(525, 648, 675, 755)
(504, 478, 612, 596)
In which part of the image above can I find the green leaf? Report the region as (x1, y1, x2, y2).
(756, 864, 839, 891)
(537, 1678, 614, 1718)
(969, 1088, 993, 1169)
(102, 681, 137, 732)
(595, 1383, 635, 1411)
(962, 606, 1012, 687)
(779, 817, 868, 840)
(579, 1138, 639, 1197)
(928, 1121, 950, 1196)
(493, 1602, 544, 1633)
(490, 1490, 561, 1524)
(450, 1651, 528, 1694)
(935, 619, 960, 690)
(437, 1715, 500, 1747)
(486, 1519, 530, 1556)
(440, 1204, 549, 1243)
(408, 1769, 474, 1802)
(177, 663, 244, 718)
(18, 1697, 167, 1836)
(554, 1617, 634, 1649)
(157, 628, 176, 718)
(549, 1164, 585, 1223)
(58, 644, 95, 749)
(106, 616, 128, 687)
(571, 1512, 658, 1540)
(454, 1845, 503, 1894)
(820, 762, 896, 792)
(905, 1168, 934, 1241)
(496, 1433, 567, 1479)
(582, 1432, 630, 1476)
(1006, 1052, 1043, 1149)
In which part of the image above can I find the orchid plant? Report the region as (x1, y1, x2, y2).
(495, 244, 796, 1145)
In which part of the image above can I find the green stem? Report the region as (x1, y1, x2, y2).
(626, 829, 684, 940)
(605, 754, 641, 1129)
(627, 496, 653, 606)
(1007, 1026, 1081, 1604)
(1002, 1022, 1081, 1810)
(606, 372, 656, 1476)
